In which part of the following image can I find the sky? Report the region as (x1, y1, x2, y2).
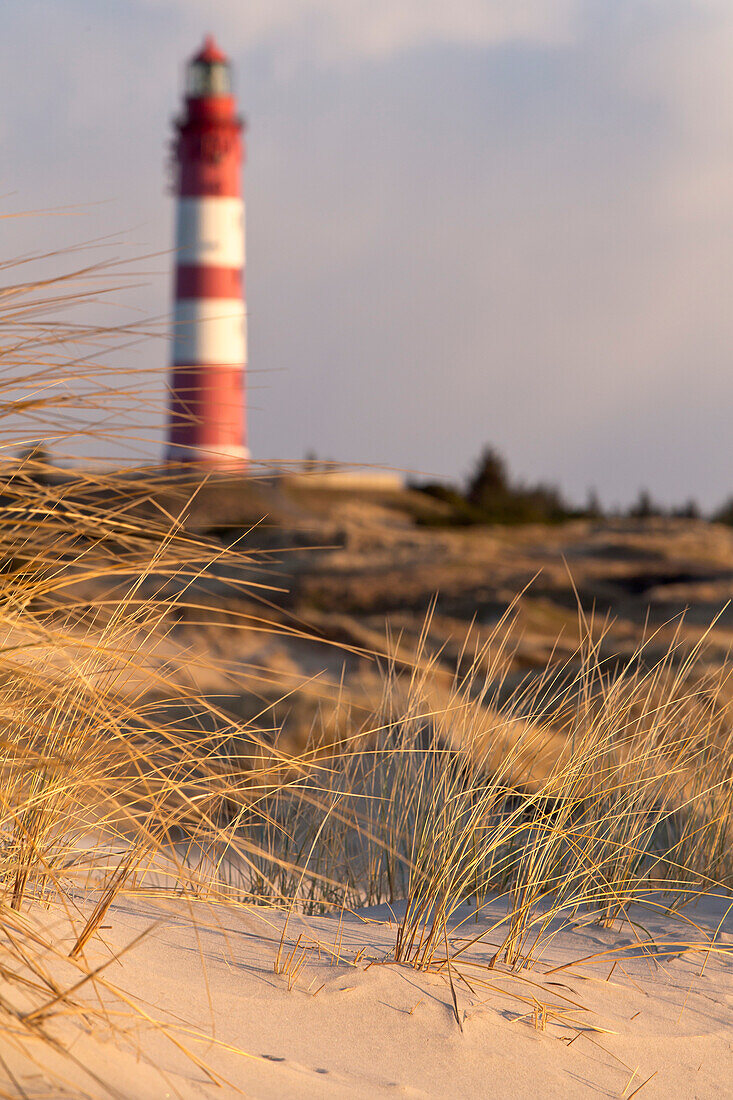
(5, 0, 733, 509)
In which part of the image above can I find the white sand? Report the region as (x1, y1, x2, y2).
(2, 892, 732, 1098)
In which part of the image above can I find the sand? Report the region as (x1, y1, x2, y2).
(2, 890, 731, 1098)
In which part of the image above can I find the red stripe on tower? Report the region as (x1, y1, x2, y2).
(166, 35, 249, 466)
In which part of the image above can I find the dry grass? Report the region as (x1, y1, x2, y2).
(0, 248, 731, 1093)
(0, 253, 335, 1088)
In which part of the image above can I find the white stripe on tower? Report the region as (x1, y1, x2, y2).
(173, 299, 247, 366)
(176, 198, 245, 268)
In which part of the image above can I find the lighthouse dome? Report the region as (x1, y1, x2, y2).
(186, 36, 231, 98)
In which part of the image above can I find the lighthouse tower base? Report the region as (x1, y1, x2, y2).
(165, 443, 250, 467)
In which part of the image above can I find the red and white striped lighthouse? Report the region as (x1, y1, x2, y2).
(166, 36, 248, 466)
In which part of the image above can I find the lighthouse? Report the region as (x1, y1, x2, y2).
(166, 36, 248, 466)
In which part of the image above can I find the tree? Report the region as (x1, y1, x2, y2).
(671, 499, 700, 520)
(585, 488, 603, 519)
(629, 489, 660, 520)
(466, 446, 509, 509)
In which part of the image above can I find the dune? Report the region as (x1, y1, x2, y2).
(2, 891, 731, 1098)
(4, 213, 733, 1100)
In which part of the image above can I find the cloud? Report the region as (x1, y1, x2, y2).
(140, 0, 582, 61)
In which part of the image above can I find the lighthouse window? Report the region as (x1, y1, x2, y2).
(187, 61, 231, 98)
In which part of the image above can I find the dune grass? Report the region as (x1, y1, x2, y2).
(0, 250, 732, 1092)
(239, 616, 733, 940)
